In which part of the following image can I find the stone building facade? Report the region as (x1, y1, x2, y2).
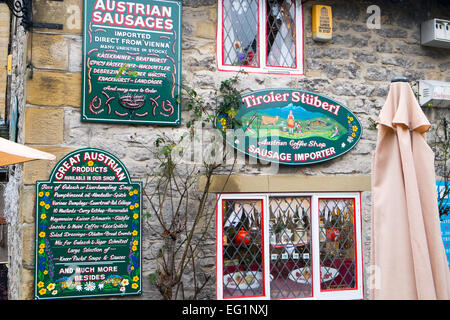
(0, 0, 449, 300)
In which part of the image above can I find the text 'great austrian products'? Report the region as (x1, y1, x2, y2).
(82, 0, 182, 125)
(34, 148, 142, 299)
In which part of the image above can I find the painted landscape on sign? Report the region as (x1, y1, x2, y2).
(240, 103, 347, 141)
(218, 89, 362, 165)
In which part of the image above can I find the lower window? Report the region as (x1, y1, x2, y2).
(216, 193, 363, 300)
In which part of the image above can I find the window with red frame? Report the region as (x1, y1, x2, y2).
(217, 0, 304, 75)
(216, 193, 364, 300)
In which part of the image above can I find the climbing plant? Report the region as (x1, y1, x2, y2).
(142, 76, 244, 299)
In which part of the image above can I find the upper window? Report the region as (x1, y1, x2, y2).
(217, 0, 304, 75)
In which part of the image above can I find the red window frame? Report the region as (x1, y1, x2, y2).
(216, 193, 364, 300)
(216, 0, 304, 75)
(216, 195, 269, 300)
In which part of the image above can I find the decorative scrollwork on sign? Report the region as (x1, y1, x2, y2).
(1, 0, 63, 30)
(1, 0, 32, 30)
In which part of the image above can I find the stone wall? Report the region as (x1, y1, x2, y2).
(5, 0, 450, 299)
(3, 9, 28, 299)
(0, 4, 9, 121)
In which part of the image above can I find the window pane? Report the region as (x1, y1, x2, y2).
(266, 0, 296, 68)
(318, 199, 357, 291)
(223, 0, 259, 67)
(269, 197, 312, 299)
(222, 199, 264, 298)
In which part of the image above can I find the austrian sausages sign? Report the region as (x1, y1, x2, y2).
(82, 0, 182, 125)
(217, 89, 362, 165)
(34, 148, 142, 299)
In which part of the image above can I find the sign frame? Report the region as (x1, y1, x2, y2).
(34, 148, 142, 300)
(81, 0, 182, 126)
(217, 88, 362, 165)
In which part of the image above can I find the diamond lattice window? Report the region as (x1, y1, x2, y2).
(217, 193, 363, 300)
(217, 0, 304, 75)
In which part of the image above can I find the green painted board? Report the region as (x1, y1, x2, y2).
(81, 0, 182, 125)
(217, 88, 362, 165)
(34, 148, 142, 299)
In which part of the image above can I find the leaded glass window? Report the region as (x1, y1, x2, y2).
(217, 0, 304, 75)
(223, 0, 259, 67)
(216, 193, 363, 300)
(266, 0, 296, 68)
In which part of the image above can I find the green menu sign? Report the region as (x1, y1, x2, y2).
(34, 148, 142, 299)
(82, 0, 182, 125)
(217, 88, 362, 165)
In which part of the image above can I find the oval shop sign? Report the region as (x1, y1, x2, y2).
(217, 89, 362, 165)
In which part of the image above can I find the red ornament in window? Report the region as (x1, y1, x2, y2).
(234, 228, 251, 245)
(326, 228, 341, 242)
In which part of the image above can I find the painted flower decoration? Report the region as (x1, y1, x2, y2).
(84, 282, 96, 291)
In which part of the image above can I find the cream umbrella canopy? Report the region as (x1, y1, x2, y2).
(0, 137, 56, 166)
(371, 78, 450, 299)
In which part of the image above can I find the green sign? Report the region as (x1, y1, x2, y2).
(81, 0, 182, 125)
(34, 148, 142, 299)
(217, 89, 362, 165)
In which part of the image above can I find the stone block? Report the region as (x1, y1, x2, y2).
(31, 33, 69, 70)
(305, 70, 322, 78)
(22, 224, 35, 267)
(20, 186, 36, 224)
(24, 107, 64, 144)
(0, 4, 10, 28)
(68, 37, 82, 72)
(194, 21, 216, 40)
(26, 71, 81, 107)
(32, 0, 83, 34)
(23, 146, 75, 185)
(20, 268, 35, 300)
(439, 61, 450, 72)
(381, 55, 415, 68)
(200, 175, 372, 193)
(183, 0, 216, 7)
(0, 69, 6, 119)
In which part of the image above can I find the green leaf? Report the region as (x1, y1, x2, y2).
(149, 272, 159, 285)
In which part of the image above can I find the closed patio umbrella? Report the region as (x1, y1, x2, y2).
(371, 78, 450, 299)
(0, 137, 56, 166)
